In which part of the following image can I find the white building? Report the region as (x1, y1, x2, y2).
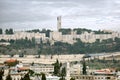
(0, 31, 46, 44)
(30, 63, 54, 74)
(50, 30, 120, 44)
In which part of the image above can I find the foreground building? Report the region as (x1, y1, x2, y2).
(71, 69, 117, 80)
(30, 63, 54, 75)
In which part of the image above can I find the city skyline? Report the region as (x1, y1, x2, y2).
(0, 0, 120, 32)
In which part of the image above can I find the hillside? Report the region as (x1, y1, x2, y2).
(0, 37, 120, 55)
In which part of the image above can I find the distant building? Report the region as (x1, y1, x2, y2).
(0, 31, 46, 44)
(30, 63, 54, 74)
(50, 30, 120, 44)
(34, 75, 60, 80)
(70, 64, 82, 76)
(0, 42, 10, 46)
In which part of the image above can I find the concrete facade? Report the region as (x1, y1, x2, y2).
(71, 75, 116, 80)
(30, 63, 54, 74)
(0, 29, 120, 44)
(0, 31, 46, 43)
(50, 31, 120, 44)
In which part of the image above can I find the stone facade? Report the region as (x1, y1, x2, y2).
(0, 30, 120, 44)
(50, 31, 120, 44)
(0, 31, 46, 43)
(71, 75, 116, 80)
(30, 63, 54, 74)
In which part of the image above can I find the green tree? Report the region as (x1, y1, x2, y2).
(37, 49, 42, 57)
(5, 29, 9, 34)
(29, 70, 34, 76)
(46, 29, 51, 37)
(59, 28, 71, 35)
(41, 73, 46, 80)
(59, 77, 65, 80)
(0, 69, 4, 80)
(6, 74, 12, 80)
(53, 59, 60, 76)
(5, 28, 14, 34)
(23, 73, 30, 80)
(19, 53, 24, 57)
(20, 77, 24, 80)
(61, 67, 66, 77)
(82, 58, 87, 75)
(0, 28, 2, 34)
(41, 28, 46, 33)
(9, 28, 14, 34)
(70, 77, 75, 80)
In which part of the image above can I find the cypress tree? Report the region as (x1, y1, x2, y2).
(0, 69, 4, 80)
(41, 73, 46, 80)
(6, 74, 12, 80)
(5, 29, 9, 34)
(54, 59, 60, 76)
(20, 77, 24, 80)
(61, 67, 66, 77)
(22, 73, 30, 80)
(0, 28, 2, 34)
(82, 58, 87, 75)
(9, 28, 14, 34)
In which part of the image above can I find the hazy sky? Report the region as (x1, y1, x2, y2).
(0, 0, 120, 31)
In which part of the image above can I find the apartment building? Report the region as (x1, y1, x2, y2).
(0, 31, 46, 43)
(71, 69, 117, 80)
(30, 63, 54, 74)
(50, 30, 120, 44)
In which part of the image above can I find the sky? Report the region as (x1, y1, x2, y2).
(0, 0, 120, 32)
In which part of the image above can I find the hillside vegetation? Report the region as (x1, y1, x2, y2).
(0, 37, 120, 55)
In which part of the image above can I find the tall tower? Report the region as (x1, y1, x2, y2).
(57, 16, 61, 31)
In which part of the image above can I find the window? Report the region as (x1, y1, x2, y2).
(106, 77, 111, 79)
(83, 76, 84, 79)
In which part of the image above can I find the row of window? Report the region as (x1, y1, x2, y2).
(74, 76, 112, 80)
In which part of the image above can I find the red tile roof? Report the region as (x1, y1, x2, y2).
(18, 67, 29, 71)
(5, 59, 17, 63)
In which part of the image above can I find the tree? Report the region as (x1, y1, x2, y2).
(70, 77, 75, 80)
(5, 28, 14, 34)
(59, 77, 65, 80)
(9, 28, 14, 34)
(19, 53, 24, 57)
(41, 73, 46, 80)
(29, 70, 34, 76)
(20, 77, 24, 80)
(37, 49, 42, 58)
(5, 29, 9, 34)
(59, 28, 71, 35)
(46, 29, 51, 37)
(0, 28, 2, 34)
(60, 67, 66, 80)
(6, 74, 12, 80)
(23, 73, 30, 80)
(0, 69, 4, 80)
(61, 67, 66, 77)
(53, 59, 60, 76)
(82, 58, 87, 75)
